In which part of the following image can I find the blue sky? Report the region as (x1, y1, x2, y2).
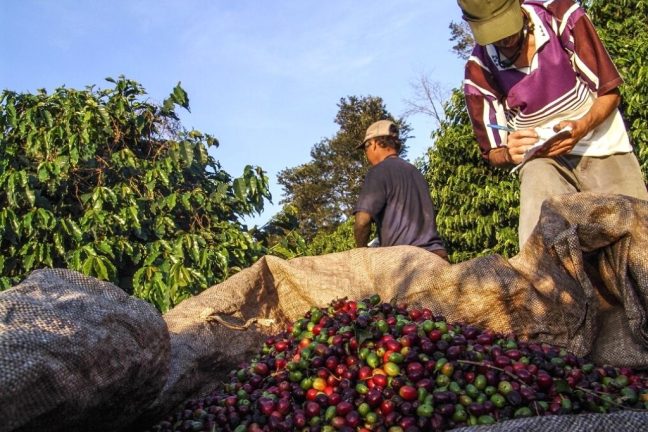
(1, 1, 466, 226)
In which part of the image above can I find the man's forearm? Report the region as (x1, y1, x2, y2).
(354, 212, 372, 247)
(580, 89, 620, 133)
(487, 147, 515, 168)
(547, 89, 621, 157)
(354, 223, 371, 247)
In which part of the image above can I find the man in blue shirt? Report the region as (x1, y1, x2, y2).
(353, 120, 448, 260)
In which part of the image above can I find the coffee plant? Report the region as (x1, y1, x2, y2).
(423, 90, 519, 263)
(262, 209, 357, 260)
(147, 296, 648, 431)
(0, 77, 270, 311)
(587, 0, 648, 177)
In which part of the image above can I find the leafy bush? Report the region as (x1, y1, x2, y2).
(0, 77, 270, 311)
(587, 0, 648, 176)
(423, 90, 519, 262)
(260, 205, 357, 259)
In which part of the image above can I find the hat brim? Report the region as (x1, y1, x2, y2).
(467, 1, 524, 46)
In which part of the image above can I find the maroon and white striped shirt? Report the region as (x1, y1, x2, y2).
(464, 0, 631, 161)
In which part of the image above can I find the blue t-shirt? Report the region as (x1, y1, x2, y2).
(353, 156, 445, 252)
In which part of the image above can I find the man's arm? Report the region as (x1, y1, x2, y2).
(543, 4, 623, 157)
(546, 89, 621, 157)
(463, 75, 509, 167)
(354, 211, 373, 248)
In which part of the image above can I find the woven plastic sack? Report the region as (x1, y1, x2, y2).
(0, 269, 169, 432)
(454, 411, 648, 431)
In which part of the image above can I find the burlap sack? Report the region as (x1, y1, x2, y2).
(0, 269, 169, 432)
(143, 192, 648, 429)
(138, 258, 292, 425)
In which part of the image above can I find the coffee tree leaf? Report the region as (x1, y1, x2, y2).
(0, 77, 270, 312)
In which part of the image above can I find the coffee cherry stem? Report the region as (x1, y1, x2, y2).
(457, 359, 526, 386)
(574, 386, 640, 411)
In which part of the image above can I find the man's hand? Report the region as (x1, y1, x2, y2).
(431, 249, 450, 262)
(545, 89, 621, 157)
(506, 129, 539, 164)
(353, 211, 373, 248)
(543, 120, 582, 157)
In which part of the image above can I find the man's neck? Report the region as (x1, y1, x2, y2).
(379, 152, 398, 163)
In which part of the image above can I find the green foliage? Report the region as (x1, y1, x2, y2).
(264, 96, 407, 258)
(258, 205, 357, 259)
(586, 0, 648, 176)
(276, 96, 410, 241)
(448, 21, 475, 60)
(307, 219, 357, 255)
(255, 204, 307, 259)
(0, 77, 270, 312)
(423, 90, 519, 262)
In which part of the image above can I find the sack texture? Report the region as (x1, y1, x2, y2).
(0, 269, 169, 432)
(452, 410, 648, 431)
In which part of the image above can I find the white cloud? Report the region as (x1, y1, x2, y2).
(168, 1, 429, 83)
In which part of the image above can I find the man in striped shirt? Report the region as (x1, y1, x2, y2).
(458, 0, 648, 247)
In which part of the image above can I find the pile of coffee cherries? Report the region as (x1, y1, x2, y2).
(148, 295, 648, 431)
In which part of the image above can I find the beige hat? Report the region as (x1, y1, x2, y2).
(457, 0, 524, 46)
(357, 120, 399, 149)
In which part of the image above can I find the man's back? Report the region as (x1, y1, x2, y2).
(354, 156, 444, 252)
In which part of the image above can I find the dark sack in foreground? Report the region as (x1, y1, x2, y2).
(0, 269, 169, 432)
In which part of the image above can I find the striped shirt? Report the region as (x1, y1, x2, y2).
(464, 0, 631, 161)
